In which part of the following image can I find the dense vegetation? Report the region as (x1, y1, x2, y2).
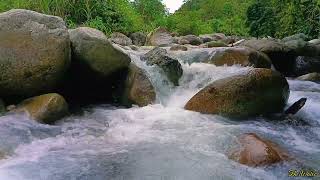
(0, 0, 319, 38)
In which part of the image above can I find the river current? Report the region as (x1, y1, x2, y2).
(0, 48, 319, 180)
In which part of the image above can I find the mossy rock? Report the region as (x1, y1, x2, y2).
(0, 9, 70, 100)
(15, 93, 69, 124)
(123, 64, 156, 106)
(185, 68, 289, 118)
(69, 27, 131, 77)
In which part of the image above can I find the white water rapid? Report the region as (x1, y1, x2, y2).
(0, 48, 319, 180)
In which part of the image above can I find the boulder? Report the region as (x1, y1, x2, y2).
(297, 73, 320, 82)
(130, 32, 146, 46)
(229, 133, 289, 167)
(14, 93, 68, 124)
(109, 32, 132, 46)
(205, 47, 271, 68)
(178, 35, 203, 45)
(206, 41, 228, 48)
(0, 9, 70, 100)
(293, 56, 320, 76)
(69, 27, 131, 77)
(241, 39, 296, 75)
(123, 64, 156, 106)
(63, 27, 131, 105)
(170, 44, 188, 51)
(142, 47, 183, 86)
(146, 27, 173, 46)
(185, 68, 289, 118)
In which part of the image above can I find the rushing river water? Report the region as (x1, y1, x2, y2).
(0, 49, 319, 180)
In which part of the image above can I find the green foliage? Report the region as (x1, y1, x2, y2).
(0, 0, 319, 38)
(168, 0, 252, 36)
(247, 0, 320, 39)
(246, 0, 276, 37)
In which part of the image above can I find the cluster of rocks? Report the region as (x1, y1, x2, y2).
(0, 9, 317, 167)
(0, 9, 156, 124)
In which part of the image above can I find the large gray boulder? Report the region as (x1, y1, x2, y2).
(122, 64, 156, 107)
(109, 32, 132, 46)
(130, 32, 146, 46)
(0, 9, 70, 99)
(142, 47, 183, 86)
(185, 68, 289, 118)
(69, 27, 131, 76)
(146, 27, 173, 46)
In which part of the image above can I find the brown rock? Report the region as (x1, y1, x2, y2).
(229, 133, 289, 167)
(15, 93, 69, 124)
(123, 64, 156, 106)
(185, 68, 289, 118)
(146, 27, 173, 46)
(205, 47, 271, 68)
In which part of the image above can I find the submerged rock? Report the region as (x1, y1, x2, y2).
(130, 32, 146, 46)
(109, 32, 132, 46)
(0, 9, 70, 100)
(142, 47, 183, 86)
(185, 68, 289, 118)
(170, 44, 188, 51)
(229, 133, 289, 167)
(205, 47, 271, 68)
(69, 27, 130, 77)
(146, 27, 173, 46)
(14, 93, 69, 124)
(297, 73, 320, 82)
(123, 64, 156, 107)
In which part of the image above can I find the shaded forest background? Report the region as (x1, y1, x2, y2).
(0, 0, 319, 38)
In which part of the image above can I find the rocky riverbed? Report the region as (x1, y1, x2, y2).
(0, 9, 319, 180)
